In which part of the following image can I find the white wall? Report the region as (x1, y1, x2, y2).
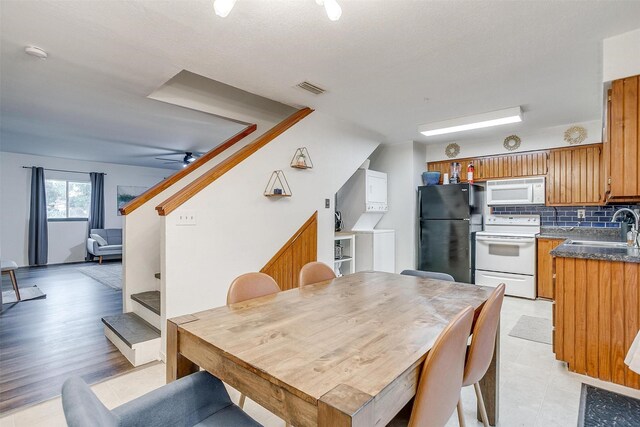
(425, 119, 602, 162)
(123, 133, 250, 313)
(368, 141, 426, 273)
(161, 111, 381, 329)
(0, 152, 168, 266)
(603, 28, 640, 82)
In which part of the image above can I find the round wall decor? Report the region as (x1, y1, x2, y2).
(445, 143, 460, 158)
(503, 135, 521, 151)
(564, 126, 587, 145)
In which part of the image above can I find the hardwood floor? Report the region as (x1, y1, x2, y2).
(0, 262, 136, 414)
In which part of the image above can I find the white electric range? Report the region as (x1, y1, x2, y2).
(475, 214, 540, 299)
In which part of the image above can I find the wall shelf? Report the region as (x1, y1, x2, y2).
(334, 233, 355, 276)
(264, 170, 292, 197)
(290, 147, 314, 169)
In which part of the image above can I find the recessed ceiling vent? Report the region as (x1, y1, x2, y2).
(296, 81, 326, 95)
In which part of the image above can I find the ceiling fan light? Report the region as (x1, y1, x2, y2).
(324, 0, 341, 21)
(213, 0, 236, 17)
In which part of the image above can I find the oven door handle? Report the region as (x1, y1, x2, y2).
(479, 273, 528, 282)
(476, 236, 535, 244)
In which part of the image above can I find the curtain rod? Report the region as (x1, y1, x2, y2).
(22, 166, 107, 175)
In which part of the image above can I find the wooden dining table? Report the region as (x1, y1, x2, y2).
(166, 271, 499, 427)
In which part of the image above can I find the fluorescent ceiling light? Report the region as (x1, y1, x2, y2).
(419, 107, 522, 137)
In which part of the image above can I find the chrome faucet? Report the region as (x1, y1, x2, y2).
(611, 208, 640, 248)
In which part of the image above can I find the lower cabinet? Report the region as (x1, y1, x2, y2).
(536, 238, 564, 299)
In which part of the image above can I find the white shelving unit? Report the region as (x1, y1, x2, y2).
(334, 232, 356, 277)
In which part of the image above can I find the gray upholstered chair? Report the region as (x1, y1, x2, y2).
(87, 228, 123, 264)
(401, 269, 455, 282)
(62, 371, 262, 427)
(1, 260, 21, 301)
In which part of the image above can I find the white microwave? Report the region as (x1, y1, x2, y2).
(486, 177, 546, 206)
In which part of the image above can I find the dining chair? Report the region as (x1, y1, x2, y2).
(298, 261, 336, 287)
(400, 269, 455, 282)
(406, 305, 475, 427)
(226, 272, 281, 413)
(226, 272, 281, 305)
(457, 283, 505, 427)
(62, 371, 262, 427)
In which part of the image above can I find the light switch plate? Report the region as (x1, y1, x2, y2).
(325, 199, 330, 209)
(176, 210, 196, 226)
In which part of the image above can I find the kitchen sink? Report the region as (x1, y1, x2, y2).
(565, 239, 629, 248)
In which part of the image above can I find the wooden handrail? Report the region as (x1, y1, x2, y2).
(156, 107, 314, 216)
(119, 124, 257, 215)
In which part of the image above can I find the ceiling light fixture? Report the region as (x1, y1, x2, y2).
(24, 46, 48, 59)
(213, 0, 236, 17)
(419, 107, 523, 137)
(214, 0, 341, 21)
(316, 0, 342, 21)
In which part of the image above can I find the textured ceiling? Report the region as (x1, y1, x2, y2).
(1, 0, 640, 168)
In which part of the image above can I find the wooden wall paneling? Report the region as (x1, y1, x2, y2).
(554, 257, 564, 360)
(585, 260, 600, 379)
(574, 258, 587, 374)
(610, 262, 626, 385)
(624, 263, 639, 388)
(261, 211, 318, 291)
(537, 239, 563, 299)
(603, 90, 612, 200)
(598, 260, 612, 382)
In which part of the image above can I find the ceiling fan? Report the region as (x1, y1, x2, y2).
(155, 152, 201, 168)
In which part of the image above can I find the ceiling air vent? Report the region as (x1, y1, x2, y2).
(296, 81, 326, 95)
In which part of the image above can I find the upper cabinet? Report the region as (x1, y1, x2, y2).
(606, 75, 640, 203)
(426, 150, 548, 184)
(547, 144, 604, 206)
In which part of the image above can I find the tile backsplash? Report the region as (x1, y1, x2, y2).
(491, 205, 640, 227)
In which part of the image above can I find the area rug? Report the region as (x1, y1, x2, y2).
(508, 315, 552, 345)
(77, 263, 122, 290)
(2, 285, 46, 303)
(578, 384, 640, 426)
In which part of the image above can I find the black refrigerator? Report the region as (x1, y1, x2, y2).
(418, 183, 484, 283)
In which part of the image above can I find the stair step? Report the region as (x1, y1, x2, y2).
(102, 313, 160, 348)
(131, 291, 160, 315)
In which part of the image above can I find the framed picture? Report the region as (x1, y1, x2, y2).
(117, 186, 148, 215)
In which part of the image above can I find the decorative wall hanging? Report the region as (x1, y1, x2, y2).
(564, 125, 587, 145)
(264, 170, 292, 197)
(290, 147, 314, 169)
(503, 135, 521, 151)
(445, 143, 460, 158)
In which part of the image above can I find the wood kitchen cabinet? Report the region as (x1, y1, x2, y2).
(554, 257, 640, 389)
(536, 238, 564, 299)
(606, 75, 640, 203)
(547, 144, 604, 206)
(426, 150, 548, 184)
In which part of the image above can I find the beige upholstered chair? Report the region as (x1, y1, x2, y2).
(407, 306, 475, 427)
(298, 262, 336, 287)
(226, 272, 280, 305)
(457, 283, 506, 427)
(226, 272, 280, 410)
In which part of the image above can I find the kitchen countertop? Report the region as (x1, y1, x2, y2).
(536, 226, 622, 241)
(542, 226, 640, 263)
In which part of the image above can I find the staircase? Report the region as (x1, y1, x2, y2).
(102, 289, 161, 366)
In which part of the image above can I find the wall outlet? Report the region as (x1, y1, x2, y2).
(176, 210, 196, 226)
(577, 209, 586, 220)
(325, 198, 330, 209)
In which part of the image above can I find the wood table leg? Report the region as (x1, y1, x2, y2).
(318, 384, 374, 427)
(9, 271, 21, 301)
(478, 321, 499, 426)
(166, 318, 199, 383)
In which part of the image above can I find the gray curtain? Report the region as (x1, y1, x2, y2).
(87, 172, 105, 261)
(28, 167, 48, 265)
(89, 172, 105, 231)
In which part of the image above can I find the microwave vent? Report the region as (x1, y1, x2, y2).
(487, 177, 545, 186)
(296, 81, 326, 95)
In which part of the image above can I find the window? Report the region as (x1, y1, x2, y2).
(45, 180, 91, 220)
